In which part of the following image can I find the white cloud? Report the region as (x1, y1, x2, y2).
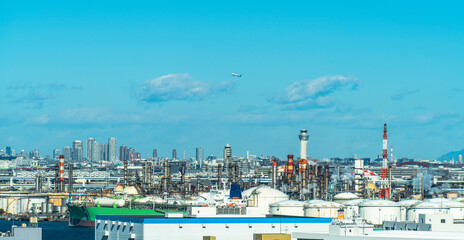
(271, 75, 359, 110)
(391, 89, 419, 100)
(138, 73, 235, 102)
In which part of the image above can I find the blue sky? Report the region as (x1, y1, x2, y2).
(1, 1, 463, 160)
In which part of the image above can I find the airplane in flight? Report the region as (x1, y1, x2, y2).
(231, 73, 242, 77)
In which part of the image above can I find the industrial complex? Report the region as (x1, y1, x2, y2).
(0, 125, 463, 239)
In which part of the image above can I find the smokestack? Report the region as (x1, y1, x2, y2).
(287, 155, 294, 184)
(59, 155, 65, 192)
(69, 164, 73, 193)
(391, 146, 393, 162)
(218, 164, 222, 190)
(181, 163, 186, 184)
(299, 129, 309, 161)
(271, 160, 277, 189)
(299, 159, 307, 199)
(54, 163, 59, 193)
(380, 123, 391, 199)
(123, 158, 128, 188)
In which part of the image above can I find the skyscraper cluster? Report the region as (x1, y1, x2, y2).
(119, 144, 140, 162)
(86, 137, 118, 163)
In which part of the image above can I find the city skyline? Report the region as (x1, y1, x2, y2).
(1, 1, 464, 159)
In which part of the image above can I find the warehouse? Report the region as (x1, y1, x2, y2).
(95, 214, 331, 240)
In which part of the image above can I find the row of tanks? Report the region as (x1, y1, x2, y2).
(266, 190, 464, 225)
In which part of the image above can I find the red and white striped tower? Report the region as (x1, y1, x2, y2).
(391, 146, 393, 162)
(59, 155, 65, 192)
(380, 124, 390, 199)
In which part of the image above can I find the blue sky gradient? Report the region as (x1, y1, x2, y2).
(1, 1, 463, 159)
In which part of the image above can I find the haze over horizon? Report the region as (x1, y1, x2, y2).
(1, 1, 464, 160)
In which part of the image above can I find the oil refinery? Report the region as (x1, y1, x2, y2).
(0, 125, 463, 240)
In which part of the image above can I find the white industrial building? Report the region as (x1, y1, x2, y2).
(95, 214, 331, 240)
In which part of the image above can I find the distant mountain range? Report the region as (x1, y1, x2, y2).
(437, 149, 464, 162)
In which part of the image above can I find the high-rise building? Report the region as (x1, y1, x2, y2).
(108, 137, 117, 162)
(119, 145, 129, 162)
(153, 148, 158, 159)
(102, 143, 108, 161)
(63, 146, 72, 161)
(92, 142, 101, 162)
(172, 149, 177, 160)
(72, 140, 83, 162)
(5, 146, 11, 155)
(86, 138, 95, 162)
(196, 147, 204, 168)
(53, 148, 61, 159)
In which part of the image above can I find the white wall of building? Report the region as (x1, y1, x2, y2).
(96, 216, 331, 240)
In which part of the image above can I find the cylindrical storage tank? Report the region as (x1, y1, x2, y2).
(359, 200, 401, 225)
(304, 201, 344, 218)
(398, 199, 421, 221)
(444, 201, 464, 219)
(342, 199, 366, 219)
(426, 198, 464, 220)
(95, 198, 126, 208)
(7, 198, 18, 215)
(269, 200, 305, 217)
(242, 186, 288, 213)
(407, 201, 449, 222)
(0, 198, 7, 211)
(134, 197, 151, 204)
(333, 192, 359, 203)
(154, 197, 166, 204)
(305, 199, 325, 205)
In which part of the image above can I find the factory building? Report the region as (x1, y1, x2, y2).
(95, 214, 331, 240)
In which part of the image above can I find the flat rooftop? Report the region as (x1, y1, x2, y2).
(95, 215, 332, 224)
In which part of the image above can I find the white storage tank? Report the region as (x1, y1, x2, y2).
(398, 199, 421, 221)
(342, 199, 366, 219)
(333, 192, 359, 203)
(242, 186, 288, 210)
(427, 198, 464, 220)
(154, 197, 166, 204)
(407, 201, 449, 222)
(444, 201, 464, 219)
(359, 199, 401, 225)
(95, 198, 126, 208)
(269, 200, 305, 217)
(304, 201, 344, 218)
(7, 198, 18, 215)
(305, 199, 325, 205)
